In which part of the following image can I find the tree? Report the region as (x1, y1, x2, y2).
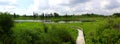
(54, 12, 59, 17)
(0, 12, 14, 34)
(0, 12, 14, 44)
(13, 13, 19, 18)
(23, 14, 27, 17)
(113, 13, 120, 17)
(13, 13, 16, 18)
(33, 12, 38, 19)
(64, 13, 68, 17)
(50, 13, 53, 17)
(40, 13, 45, 20)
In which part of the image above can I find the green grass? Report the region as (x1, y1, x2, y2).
(12, 22, 79, 44)
(1, 17, 120, 44)
(13, 18, 107, 43)
(11, 18, 105, 44)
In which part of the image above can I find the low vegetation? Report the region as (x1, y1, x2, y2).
(0, 12, 120, 44)
(0, 12, 14, 44)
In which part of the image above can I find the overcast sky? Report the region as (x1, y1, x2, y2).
(0, 0, 120, 15)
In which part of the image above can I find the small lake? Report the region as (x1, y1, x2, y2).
(14, 20, 95, 23)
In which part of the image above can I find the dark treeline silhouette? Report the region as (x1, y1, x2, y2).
(81, 13, 105, 17)
(113, 13, 120, 17)
(22, 13, 104, 18)
(3, 12, 120, 20)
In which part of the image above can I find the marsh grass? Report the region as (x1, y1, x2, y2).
(12, 22, 77, 44)
(1, 16, 120, 44)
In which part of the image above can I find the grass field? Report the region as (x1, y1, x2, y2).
(12, 17, 113, 44)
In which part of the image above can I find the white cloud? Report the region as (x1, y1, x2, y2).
(49, 0, 61, 5)
(0, 0, 120, 15)
(28, 0, 40, 12)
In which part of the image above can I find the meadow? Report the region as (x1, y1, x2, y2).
(0, 12, 120, 44)
(12, 17, 120, 44)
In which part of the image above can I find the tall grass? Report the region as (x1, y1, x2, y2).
(85, 17, 120, 44)
(11, 22, 77, 44)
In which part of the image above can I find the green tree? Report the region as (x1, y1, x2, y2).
(0, 12, 14, 44)
(113, 13, 120, 17)
(40, 13, 45, 20)
(13, 13, 17, 18)
(33, 12, 38, 19)
(54, 12, 59, 17)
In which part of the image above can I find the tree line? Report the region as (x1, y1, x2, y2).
(0, 12, 120, 20)
(13, 12, 120, 18)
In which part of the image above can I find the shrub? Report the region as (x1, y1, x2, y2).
(113, 13, 120, 17)
(12, 29, 41, 44)
(48, 26, 75, 44)
(39, 33, 61, 44)
(0, 12, 14, 34)
(90, 18, 120, 44)
(0, 12, 14, 44)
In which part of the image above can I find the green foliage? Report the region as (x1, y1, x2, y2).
(113, 13, 120, 17)
(13, 13, 19, 18)
(48, 26, 75, 44)
(89, 18, 120, 44)
(33, 12, 38, 19)
(12, 29, 41, 44)
(1, 12, 119, 44)
(0, 12, 14, 34)
(11, 22, 76, 44)
(54, 12, 59, 17)
(0, 12, 14, 44)
(81, 13, 104, 17)
(43, 24, 48, 33)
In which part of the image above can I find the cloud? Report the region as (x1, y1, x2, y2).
(0, 0, 120, 15)
(105, 0, 120, 9)
(70, 0, 90, 4)
(0, 0, 18, 12)
(0, 1, 11, 5)
(60, 0, 90, 6)
(0, 0, 17, 6)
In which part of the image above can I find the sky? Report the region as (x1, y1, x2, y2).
(0, 0, 120, 15)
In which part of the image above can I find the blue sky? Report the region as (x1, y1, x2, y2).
(0, 0, 120, 15)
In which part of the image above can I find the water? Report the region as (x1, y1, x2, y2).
(15, 20, 51, 22)
(14, 20, 95, 23)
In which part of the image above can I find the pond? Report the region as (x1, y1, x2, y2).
(14, 20, 95, 23)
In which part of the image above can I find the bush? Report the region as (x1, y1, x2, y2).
(90, 18, 120, 44)
(48, 26, 75, 44)
(0, 12, 14, 44)
(12, 29, 41, 44)
(0, 12, 14, 34)
(12, 25, 75, 44)
(39, 33, 61, 44)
